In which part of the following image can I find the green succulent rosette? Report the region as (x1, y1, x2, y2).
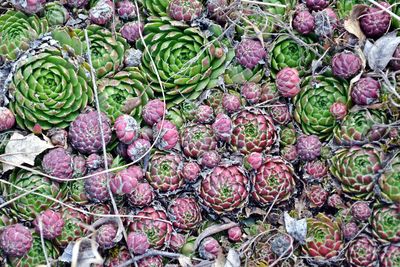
(330, 145, 385, 199)
(76, 25, 128, 78)
(8, 46, 93, 131)
(1, 169, 67, 221)
(44, 2, 70, 27)
(0, 10, 48, 61)
(371, 205, 400, 244)
(139, 0, 171, 16)
(98, 67, 154, 122)
(280, 125, 297, 146)
(10, 234, 59, 267)
(223, 63, 265, 85)
(379, 153, 400, 204)
(136, 16, 234, 106)
(236, 0, 296, 40)
(270, 35, 317, 76)
(303, 213, 343, 260)
(334, 108, 388, 145)
(293, 76, 349, 140)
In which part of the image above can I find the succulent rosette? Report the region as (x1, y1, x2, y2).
(68, 111, 112, 154)
(302, 213, 343, 260)
(42, 148, 74, 181)
(343, 222, 360, 240)
(33, 210, 64, 240)
(331, 51, 362, 79)
(0, 224, 33, 257)
(330, 145, 384, 199)
(85, 168, 112, 203)
(44, 2, 70, 27)
(110, 165, 142, 195)
(371, 205, 400, 243)
(199, 237, 221, 260)
(346, 236, 379, 266)
(129, 207, 173, 249)
(1, 169, 66, 221)
(96, 223, 118, 249)
(146, 152, 184, 193)
(167, 0, 203, 22)
(270, 36, 316, 76)
(224, 61, 265, 85)
(181, 124, 218, 158)
(304, 160, 328, 180)
(97, 67, 153, 122)
(117, 0, 136, 20)
(75, 25, 128, 78)
(200, 165, 249, 214)
(136, 16, 233, 105)
(379, 153, 400, 203)
(231, 110, 276, 155)
(252, 156, 296, 206)
(0, 10, 48, 61)
(168, 197, 202, 231)
(10, 234, 59, 267)
(128, 182, 155, 207)
(334, 109, 388, 145)
(307, 185, 328, 208)
(293, 75, 349, 140)
(8, 46, 93, 131)
(235, 39, 266, 69)
(380, 244, 400, 267)
(293, 10, 315, 34)
(330, 102, 347, 120)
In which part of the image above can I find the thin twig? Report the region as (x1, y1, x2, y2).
(37, 218, 50, 267)
(241, 0, 286, 8)
(117, 249, 184, 267)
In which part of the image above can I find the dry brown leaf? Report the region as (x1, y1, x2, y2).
(343, 5, 368, 41)
(1, 132, 54, 172)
